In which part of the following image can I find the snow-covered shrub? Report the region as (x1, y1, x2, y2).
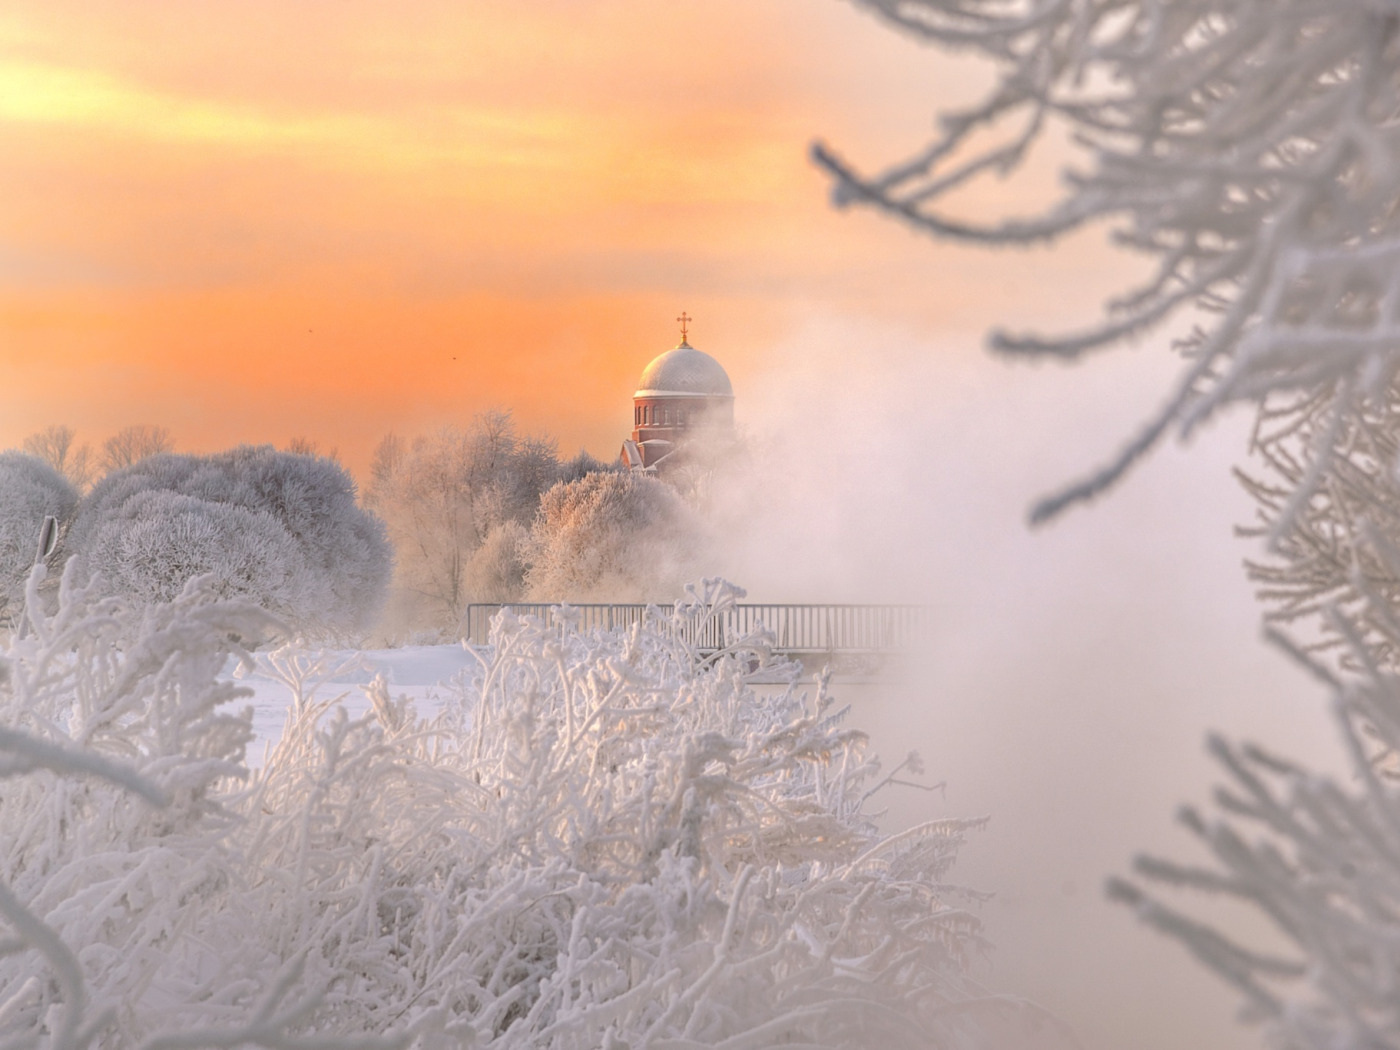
(0, 571, 1027, 1049)
(0, 567, 282, 1049)
(69, 446, 390, 640)
(525, 470, 705, 601)
(84, 489, 305, 607)
(0, 451, 78, 627)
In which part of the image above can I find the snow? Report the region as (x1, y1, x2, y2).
(1, 572, 1014, 1049)
(228, 644, 482, 762)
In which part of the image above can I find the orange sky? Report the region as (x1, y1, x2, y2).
(0, 0, 1127, 475)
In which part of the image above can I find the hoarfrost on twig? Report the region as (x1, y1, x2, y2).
(0, 565, 1041, 1049)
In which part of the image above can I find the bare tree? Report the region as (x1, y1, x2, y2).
(99, 425, 174, 475)
(284, 436, 318, 456)
(285, 436, 340, 462)
(370, 432, 404, 487)
(22, 424, 93, 491)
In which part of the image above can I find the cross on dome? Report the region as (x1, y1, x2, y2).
(621, 319, 735, 471)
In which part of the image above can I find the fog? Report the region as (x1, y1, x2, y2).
(711, 318, 1347, 1050)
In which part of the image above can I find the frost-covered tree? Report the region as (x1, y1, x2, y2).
(559, 448, 619, 485)
(22, 424, 93, 492)
(819, 3, 1400, 1047)
(525, 470, 705, 601)
(366, 412, 564, 634)
(68, 446, 390, 640)
(462, 519, 530, 603)
(0, 452, 78, 627)
(98, 424, 174, 475)
(0, 570, 1044, 1049)
(284, 435, 339, 461)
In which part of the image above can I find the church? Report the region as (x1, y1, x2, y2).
(620, 314, 734, 472)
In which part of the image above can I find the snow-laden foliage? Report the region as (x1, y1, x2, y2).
(525, 471, 705, 602)
(68, 446, 390, 641)
(816, 0, 1400, 524)
(0, 571, 1025, 1049)
(0, 451, 78, 627)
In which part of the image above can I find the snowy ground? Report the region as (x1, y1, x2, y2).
(227, 644, 482, 764)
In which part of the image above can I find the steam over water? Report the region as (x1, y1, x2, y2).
(227, 318, 1345, 1049)
(714, 319, 1348, 1050)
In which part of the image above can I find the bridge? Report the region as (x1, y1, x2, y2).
(461, 603, 926, 674)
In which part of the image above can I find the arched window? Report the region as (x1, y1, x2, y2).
(662, 408, 669, 425)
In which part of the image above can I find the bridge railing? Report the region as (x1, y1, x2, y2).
(461, 603, 925, 654)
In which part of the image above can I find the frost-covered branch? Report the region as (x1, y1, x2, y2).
(0, 570, 1040, 1048)
(819, 0, 1400, 524)
(1109, 643, 1400, 1047)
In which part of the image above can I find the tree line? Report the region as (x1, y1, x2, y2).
(1, 413, 709, 643)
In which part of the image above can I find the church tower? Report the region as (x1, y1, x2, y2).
(621, 313, 734, 471)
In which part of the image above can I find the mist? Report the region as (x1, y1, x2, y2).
(707, 317, 1348, 1050)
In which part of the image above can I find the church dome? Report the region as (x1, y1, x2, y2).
(634, 342, 733, 398)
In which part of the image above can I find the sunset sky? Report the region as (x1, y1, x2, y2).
(0, 0, 1128, 473)
(0, 8, 1337, 1050)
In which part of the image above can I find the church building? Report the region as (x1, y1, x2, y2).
(620, 314, 734, 472)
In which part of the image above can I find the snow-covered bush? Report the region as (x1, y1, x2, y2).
(83, 489, 305, 607)
(0, 570, 1026, 1049)
(0, 451, 78, 628)
(526, 470, 705, 601)
(68, 446, 390, 640)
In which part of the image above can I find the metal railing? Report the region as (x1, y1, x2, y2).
(461, 603, 925, 655)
